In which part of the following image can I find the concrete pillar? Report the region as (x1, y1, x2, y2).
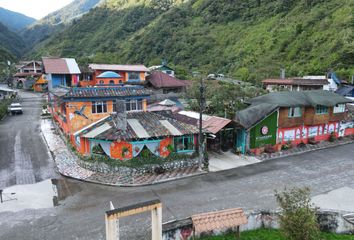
(106, 202, 119, 240)
(151, 207, 162, 240)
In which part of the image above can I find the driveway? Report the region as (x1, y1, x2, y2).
(208, 151, 260, 171)
(0, 90, 58, 189)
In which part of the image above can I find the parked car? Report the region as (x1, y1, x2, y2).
(8, 103, 23, 114)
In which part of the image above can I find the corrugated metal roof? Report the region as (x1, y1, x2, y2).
(127, 119, 150, 138)
(74, 116, 111, 136)
(203, 117, 232, 134)
(147, 71, 188, 88)
(160, 120, 182, 135)
(66, 58, 81, 74)
(83, 122, 112, 138)
(42, 58, 81, 74)
(89, 64, 149, 72)
(61, 86, 151, 99)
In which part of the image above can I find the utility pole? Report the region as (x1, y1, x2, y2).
(199, 75, 206, 171)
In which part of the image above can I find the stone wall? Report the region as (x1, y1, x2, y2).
(77, 157, 199, 175)
(162, 210, 354, 239)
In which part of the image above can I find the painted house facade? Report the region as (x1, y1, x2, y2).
(49, 86, 151, 135)
(81, 64, 149, 86)
(42, 57, 81, 90)
(73, 111, 199, 160)
(235, 91, 353, 154)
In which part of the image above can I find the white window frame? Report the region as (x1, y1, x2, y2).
(333, 104, 345, 113)
(288, 107, 301, 118)
(92, 101, 107, 114)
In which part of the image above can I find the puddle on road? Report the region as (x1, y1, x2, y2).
(0, 179, 81, 212)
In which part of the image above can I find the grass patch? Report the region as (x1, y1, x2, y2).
(0, 99, 13, 120)
(199, 229, 354, 240)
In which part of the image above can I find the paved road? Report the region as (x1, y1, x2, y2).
(0, 139, 353, 239)
(0, 90, 57, 189)
(0, 92, 354, 239)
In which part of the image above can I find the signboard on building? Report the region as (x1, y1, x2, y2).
(250, 111, 277, 148)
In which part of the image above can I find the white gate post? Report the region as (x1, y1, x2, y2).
(151, 206, 162, 240)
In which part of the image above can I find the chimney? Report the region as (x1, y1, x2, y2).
(280, 68, 286, 79)
(112, 100, 127, 131)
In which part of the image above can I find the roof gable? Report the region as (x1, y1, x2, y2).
(147, 71, 188, 88)
(42, 58, 81, 74)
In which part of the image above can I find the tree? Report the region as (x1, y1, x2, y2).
(275, 187, 320, 240)
(150, 0, 174, 12)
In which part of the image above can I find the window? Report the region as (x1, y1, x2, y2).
(288, 107, 301, 117)
(333, 104, 345, 113)
(315, 105, 328, 115)
(174, 136, 194, 152)
(128, 72, 140, 81)
(92, 101, 107, 114)
(125, 99, 143, 111)
(99, 80, 104, 84)
(109, 80, 115, 84)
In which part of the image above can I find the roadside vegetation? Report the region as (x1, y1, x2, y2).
(0, 99, 12, 120)
(199, 229, 354, 240)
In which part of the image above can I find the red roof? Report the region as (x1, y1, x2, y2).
(147, 71, 188, 88)
(42, 58, 81, 74)
(203, 116, 232, 134)
(262, 78, 328, 86)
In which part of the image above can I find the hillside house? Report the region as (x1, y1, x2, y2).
(42, 57, 81, 89)
(148, 62, 175, 77)
(81, 64, 149, 86)
(235, 90, 353, 154)
(262, 77, 329, 92)
(146, 71, 189, 101)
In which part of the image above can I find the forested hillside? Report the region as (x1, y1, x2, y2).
(0, 7, 35, 32)
(27, 0, 354, 81)
(0, 22, 25, 57)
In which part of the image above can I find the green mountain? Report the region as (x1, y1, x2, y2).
(28, 0, 354, 81)
(0, 7, 36, 32)
(0, 22, 25, 57)
(20, 0, 103, 48)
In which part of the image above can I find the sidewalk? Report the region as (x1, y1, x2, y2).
(257, 137, 354, 161)
(41, 119, 204, 186)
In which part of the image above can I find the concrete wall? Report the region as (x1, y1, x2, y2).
(162, 210, 354, 239)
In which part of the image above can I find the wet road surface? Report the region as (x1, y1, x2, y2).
(0, 90, 58, 189)
(0, 91, 354, 239)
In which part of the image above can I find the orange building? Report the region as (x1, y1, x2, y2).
(79, 64, 149, 87)
(49, 86, 151, 136)
(73, 111, 199, 160)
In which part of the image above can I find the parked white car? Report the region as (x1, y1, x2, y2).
(8, 103, 23, 114)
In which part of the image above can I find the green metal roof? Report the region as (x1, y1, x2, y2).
(235, 103, 278, 129)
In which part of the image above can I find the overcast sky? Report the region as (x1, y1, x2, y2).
(0, 0, 74, 19)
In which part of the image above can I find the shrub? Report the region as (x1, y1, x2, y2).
(329, 132, 336, 142)
(275, 187, 320, 240)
